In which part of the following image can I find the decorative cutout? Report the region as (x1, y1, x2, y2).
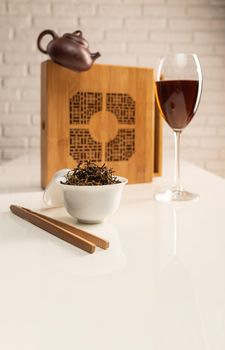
(106, 129, 135, 161)
(106, 93, 135, 124)
(69, 92, 136, 162)
(70, 92, 102, 125)
(70, 129, 102, 162)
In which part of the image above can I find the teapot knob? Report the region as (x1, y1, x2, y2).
(37, 29, 58, 54)
(73, 30, 82, 36)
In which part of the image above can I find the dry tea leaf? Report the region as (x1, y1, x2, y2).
(61, 160, 121, 186)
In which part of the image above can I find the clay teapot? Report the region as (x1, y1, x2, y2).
(37, 29, 101, 72)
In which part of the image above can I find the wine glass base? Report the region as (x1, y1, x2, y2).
(155, 189, 199, 202)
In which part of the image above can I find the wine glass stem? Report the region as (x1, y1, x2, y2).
(173, 130, 182, 192)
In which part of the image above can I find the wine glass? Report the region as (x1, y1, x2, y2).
(155, 53, 202, 202)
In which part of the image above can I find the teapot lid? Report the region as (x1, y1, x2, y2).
(64, 30, 89, 48)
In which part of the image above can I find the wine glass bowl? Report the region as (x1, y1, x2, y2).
(155, 53, 202, 202)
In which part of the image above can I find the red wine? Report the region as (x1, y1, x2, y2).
(156, 80, 200, 130)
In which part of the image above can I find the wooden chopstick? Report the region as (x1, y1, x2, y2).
(20, 206, 109, 249)
(10, 205, 98, 254)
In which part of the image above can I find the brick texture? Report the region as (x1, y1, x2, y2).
(0, 0, 225, 177)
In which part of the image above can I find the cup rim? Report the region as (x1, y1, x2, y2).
(55, 175, 128, 189)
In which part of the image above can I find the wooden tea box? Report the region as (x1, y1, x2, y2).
(41, 60, 162, 188)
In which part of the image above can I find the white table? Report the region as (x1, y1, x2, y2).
(1, 153, 225, 350)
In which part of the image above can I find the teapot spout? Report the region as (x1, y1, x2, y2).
(91, 52, 101, 61)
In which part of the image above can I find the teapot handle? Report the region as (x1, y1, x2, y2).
(37, 29, 58, 54)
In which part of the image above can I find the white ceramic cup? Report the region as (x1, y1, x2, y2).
(43, 169, 128, 224)
(56, 175, 128, 224)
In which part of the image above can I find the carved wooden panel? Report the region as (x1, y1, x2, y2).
(69, 91, 136, 163)
(41, 60, 162, 188)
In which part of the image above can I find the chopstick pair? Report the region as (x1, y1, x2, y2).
(10, 205, 109, 254)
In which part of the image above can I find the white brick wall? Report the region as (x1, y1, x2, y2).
(0, 0, 225, 177)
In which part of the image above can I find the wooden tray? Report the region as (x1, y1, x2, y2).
(41, 60, 162, 188)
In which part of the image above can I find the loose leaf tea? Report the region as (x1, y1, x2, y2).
(61, 160, 121, 186)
